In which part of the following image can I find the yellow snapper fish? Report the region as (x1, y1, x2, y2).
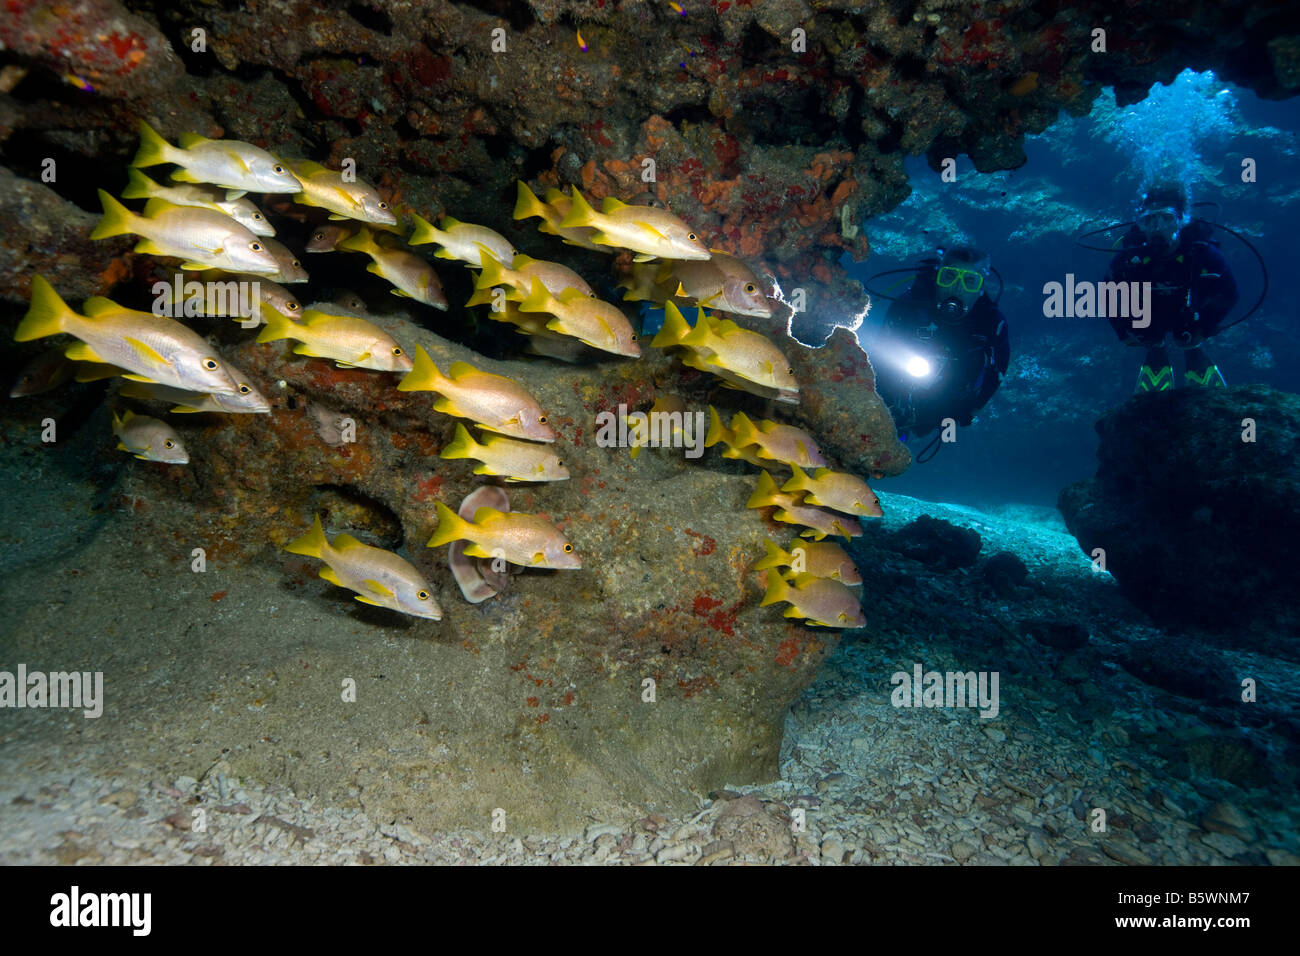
(408, 215, 515, 267)
(112, 409, 189, 464)
(665, 252, 772, 317)
(131, 120, 301, 197)
(16, 276, 249, 396)
(122, 168, 274, 236)
(258, 236, 309, 283)
(257, 309, 413, 372)
(440, 422, 570, 482)
(559, 188, 711, 262)
(398, 347, 557, 442)
(679, 350, 799, 404)
(653, 303, 798, 395)
(336, 227, 448, 309)
(513, 181, 606, 252)
(92, 191, 282, 275)
(518, 279, 641, 358)
(748, 471, 862, 541)
(429, 500, 580, 569)
(753, 538, 862, 585)
(761, 572, 865, 628)
(285, 514, 442, 620)
(783, 465, 883, 517)
(471, 252, 594, 304)
(283, 158, 397, 225)
(727, 411, 826, 468)
(117, 379, 272, 415)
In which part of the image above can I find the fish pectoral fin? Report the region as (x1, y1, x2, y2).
(362, 579, 395, 598)
(532, 551, 545, 565)
(123, 336, 172, 368)
(319, 567, 343, 586)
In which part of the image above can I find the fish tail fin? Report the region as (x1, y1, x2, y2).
(759, 572, 791, 608)
(120, 167, 159, 199)
(89, 189, 138, 240)
(439, 422, 481, 461)
(255, 309, 301, 345)
(514, 181, 549, 222)
(130, 120, 174, 169)
(650, 301, 691, 349)
(15, 275, 76, 342)
(747, 470, 779, 509)
(407, 214, 444, 247)
(783, 464, 811, 493)
(705, 405, 730, 448)
(336, 226, 377, 255)
(558, 188, 597, 230)
(730, 411, 760, 447)
(397, 345, 448, 393)
(427, 500, 471, 548)
(518, 277, 554, 314)
(679, 307, 710, 347)
(752, 538, 789, 571)
(476, 254, 509, 291)
(284, 514, 330, 559)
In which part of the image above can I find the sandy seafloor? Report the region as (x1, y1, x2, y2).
(1, 417, 1297, 866)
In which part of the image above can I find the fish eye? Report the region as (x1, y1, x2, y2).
(538, 415, 547, 424)
(589, 291, 597, 297)
(417, 590, 429, 600)
(253, 213, 264, 221)
(273, 164, 285, 174)
(164, 439, 175, 449)
(313, 231, 325, 240)
(239, 384, 251, 394)
(203, 358, 219, 370)
(287, 302, 299, 311)
(557, 460, 564, 467)
(630, 334, 637, 341)
(563, 543, 574, 553)
(688, 233, 698, 241)
(292, 259, 301, 268)
(392, 346, 403, 355)
(787, 367, 794, 375)
(250, 242, 263, 252)
(745, 283, 756, 293)
(378, 201, 389, 209)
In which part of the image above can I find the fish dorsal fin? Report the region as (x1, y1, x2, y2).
(441, 215, 462, 230)
(142, 197, 179, 218)
(124, 336, 171, 366)
(82, 297, 120, 318)
(543, 188, 566, 204)
(512, 254, 536, 269)
(471, 505, 506, 524)
(292, 158, 328, 177)
(447, 360, 478, 380)
(332, 532, 365, 551)
(362, 579, 394, 597)
(602, 196, 629, 214)
(177, 132, 207, 149)
(714, 317, 743, 336)
(557, 287, 587, 304)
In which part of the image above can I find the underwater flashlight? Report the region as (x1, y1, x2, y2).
(905, 355, 932, 378)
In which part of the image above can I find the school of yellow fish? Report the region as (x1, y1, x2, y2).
(12, 121, 882, 629)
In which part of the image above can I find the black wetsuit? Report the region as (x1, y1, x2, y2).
(872, 269, 1010, 438)
(1104, 225, 1238, 385)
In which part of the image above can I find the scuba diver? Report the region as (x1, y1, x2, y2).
(867, 246, 1010, 455)
(1104, 182, 1238, 391)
